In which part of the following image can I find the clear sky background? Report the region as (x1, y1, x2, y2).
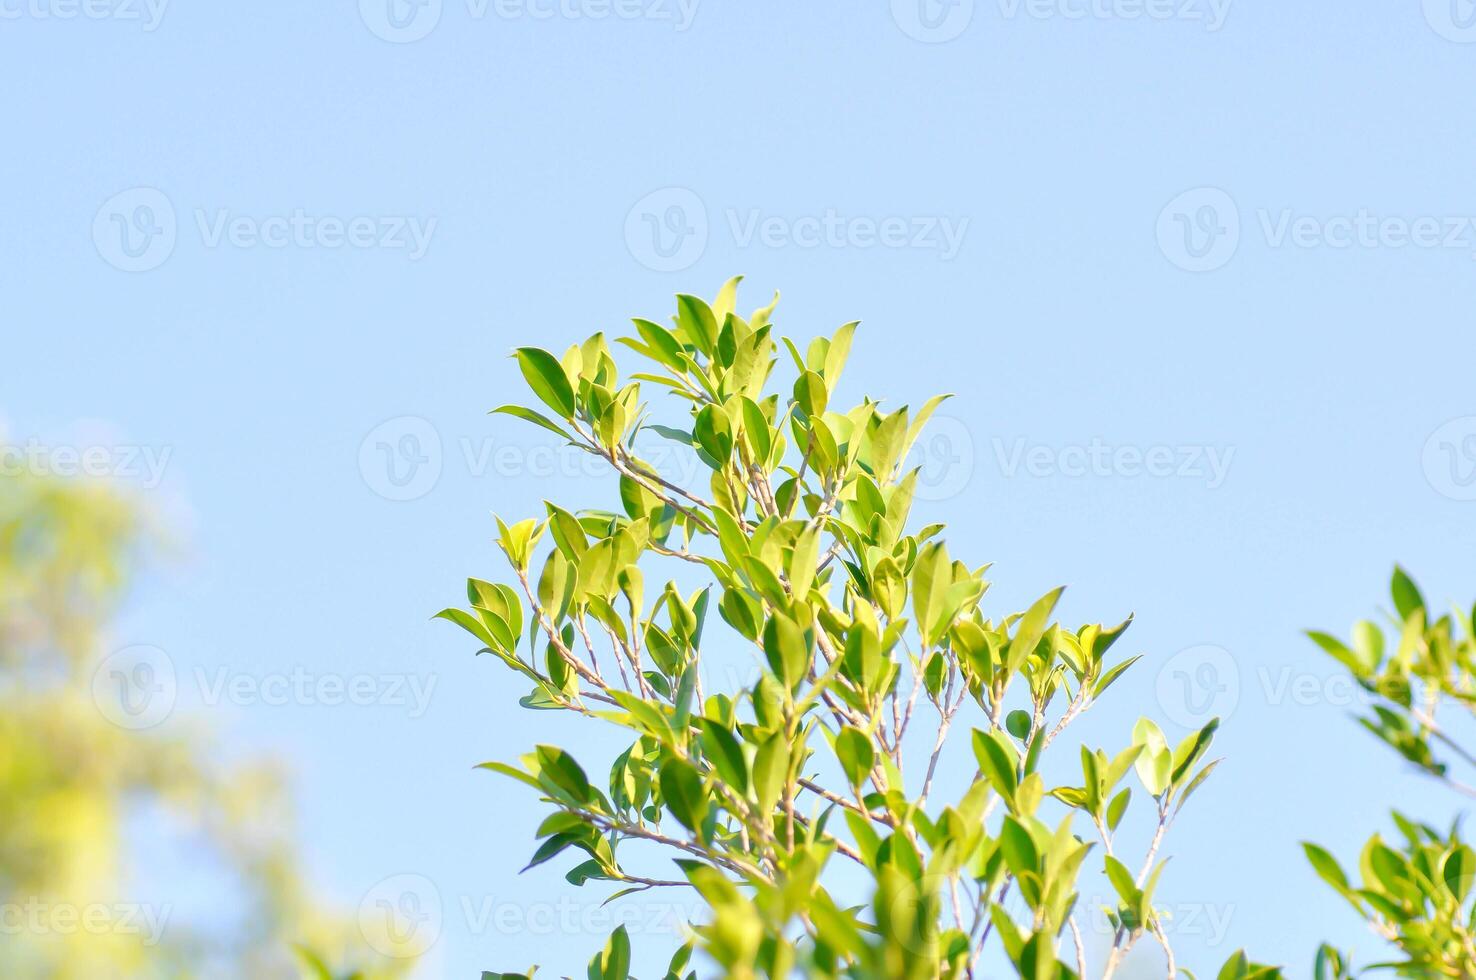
(5, 1, 1476, 976)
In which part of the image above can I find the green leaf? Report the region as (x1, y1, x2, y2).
(1048, 785, 1087, 809)
(643, 430, 693, 455)
(693, 404, 734, 467)
(1174, 759, 1221, 814)
(1170, 717, 1219, 786)
(675, 294, 718, 354)
(763, 613, 811, 689)
(435, 607, 502, 652)
(672, 664, 698, 732)
(1444, 844, 1476, 902)
(576, 538, 621, 603)
(1007, 587, 1064, 675)
(788, 522, 821, 598)
(835, 725, 875, 788)
(793, 370, 828, 417)
(1017, 930, 1057, 980)
(910, 540, 951, 645)
(823, 321, 858, 384)
(1106, 787, 1131, 831)
(900, 393, 953, 463)
(712, 275, 743, 322)
(524, 833, 577, 872)
(469, 579, 524, 642)
(291, 945, 334, 980)
(1216, 951, 1249, 980)
(491, 404, 574, 440)
(1132, 718, 1171, 797)
(587, 924, 630, 980)
(535, 744, 592, 803)
(699, 719, 749, 792)
(1093, 654, 1141, 698)
(718, 587, 762, 641)
(1104, 854, 1141, 907)
(740, 396, 772, 463)
(998, 816, 1039, 875)
(871, 556, 905, 620)
(753, 731, 789, 813)
(1307, 631, 1366, 676)
(545, 643, 577, 697)
(545, 502, 589, 559)
(972, 728, 1019, 800)
(515, 348, 576, 419)
(1350, 619, 1383, 672)
(1390, 565, 1424, 621)
(1303, 842, 1351, 894)
(659, 758, 708, 835)
(475, 760, 542, 791)
(631, 317, 687, 370)
(664, 940, 695, 980)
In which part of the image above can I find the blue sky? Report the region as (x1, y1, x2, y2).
(6, 1, 1476, 975)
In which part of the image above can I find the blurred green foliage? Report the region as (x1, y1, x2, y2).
(0, 472, 410, 979)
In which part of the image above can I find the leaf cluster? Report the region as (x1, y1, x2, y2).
(442, 281, 1272, 979)
(1306, 568, 1476, 977)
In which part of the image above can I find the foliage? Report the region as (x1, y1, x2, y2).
(443, 279, 1275, 978)
(0, 472, 407, 979)
(1305, 567, 1476, 977)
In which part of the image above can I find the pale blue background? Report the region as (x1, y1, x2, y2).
(5, 1, 1476, 976)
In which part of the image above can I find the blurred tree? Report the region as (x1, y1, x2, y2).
(0, 471, 409, 979)
(1305, 568, 1476, 978)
